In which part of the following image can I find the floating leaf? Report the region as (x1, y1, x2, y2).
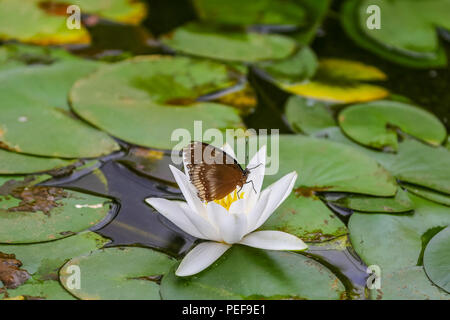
(0, 0, 147, 45)
(281, 59, 389, 103)
(60, 247, 175, 300)
(192, 0, 307, 27)
(340, 0, 448, 68)
(0, 181, 113, 243)
(285, 95, 336, 134)
(403, 184, 450, 207)
(338, 100, 447, 151)
(161, 23, 297, 62)
(424, 226, 450, 293)
(0, 232, 109, 300)
(0, 61, 120, 158)
(0, 149, 74, 174)
(328, 188, 414, 213)
(161, 245, 346, 300)
(70, 55, 244, 150)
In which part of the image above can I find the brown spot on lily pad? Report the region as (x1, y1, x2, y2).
(0, 252, 30, 289)
(7, 186, 69, 215)
(294, 186, 331, 198)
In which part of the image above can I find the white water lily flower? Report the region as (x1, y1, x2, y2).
(146, 144, 307, 276)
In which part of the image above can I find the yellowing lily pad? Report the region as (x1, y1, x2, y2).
(423, 226, 450, 293)
(0, 179, 113, 243)
(0, 232, 109, 300)
(70, 55, 244, 150)
(60, 247, 175, 300)
(281, 59, 389, 103)
(338, 100, 447, 151)
(0, 61, 120, 158)
(161, 245, 346, 300)
(161, 23, 297, 62)
(0, 0, 147, 45)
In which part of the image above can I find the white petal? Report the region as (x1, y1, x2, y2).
(169, 165, 206, 216)
(254, 171, 297, 230)
(242, 145, 266, 211)
(176, 242, 231, 277)
(145, 198, 205, 239)
(246, 188, 271, 233)
(221, 143, 237, 160)
(178, 202, 221, 241)
(228, 198, 246, 215)
(207, 202, 248, 244)
(239, 231, 308, 251)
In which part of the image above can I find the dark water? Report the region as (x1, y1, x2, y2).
(39, 0, 450, 299)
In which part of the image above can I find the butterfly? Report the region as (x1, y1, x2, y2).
(183, 141, 258, 202)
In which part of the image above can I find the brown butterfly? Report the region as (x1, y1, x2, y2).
(183, 141, 258, 202)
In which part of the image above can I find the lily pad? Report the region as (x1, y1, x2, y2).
(338, 100, 447, 151)
(285, 95, 336, 134)
(192, 0, 307, 27)
(281, 59, 389, 103)
(0, 61, 120, 158)
(60, 247, 175, 300)
(70, 55, 244, 150)
(328, 188, 414, 213)
(0, 232, 109, 300)
(403, 184, 450, 207)
(370, 267, 449, 300)
(349, 194, 450, 275)
(423, 226, 450, 293)
(161, 245, 346, 300)
(0, 182, 113, 243)
(0, 0, 147, 45)
(340, 0, 449, 68)
(161, 23, 297, 62)
(0, 148, 74, 174)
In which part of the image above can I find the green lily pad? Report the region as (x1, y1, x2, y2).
(0, 181, 113, 243)
(424, 226, 450, 293)
(60, 247, 175, 300)
(0, 148, 74, 174)
(70, 55, 244, 150)
(260, 194, 348, 242)
(328, 188, 414, 213)
(0, 0, 147, 45)
(340, 0, 449, 68)
(403, 184, 450, 207)
(370, 267, 449, 300)
(0, 232, 109, 300)
(192, 0, 307, 27)
(349, 194, 450, 275)
(285, 95, 336, 134)
(161, 245, 346, 300)
(0, 61, 120, 158)
(339, 100, 447, 151)
(161, 23, 297, 62)
(321, 128, 450, 195)
(281, 59, 388, 103)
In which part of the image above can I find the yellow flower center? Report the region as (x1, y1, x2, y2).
(214, 190, 244, 211)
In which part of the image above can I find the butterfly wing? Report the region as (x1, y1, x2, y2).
(183, 142, 246, 202)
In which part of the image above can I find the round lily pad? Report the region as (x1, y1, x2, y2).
(70, 55, 244, 150)
(0, 232, 109, 300)
(60, 247, 176, 300)
(161, 245, 346, 300)
(339, 100, 447, 151)
(0, 61, 120, 158)
(0, 0, 147, 45)
(161, 23, 297, 62)
(0, 183, 113, 244)
(424, 226, 450, 293)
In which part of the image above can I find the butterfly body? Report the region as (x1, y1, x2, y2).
(183, 142, 249, 202)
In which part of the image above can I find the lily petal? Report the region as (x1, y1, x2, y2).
(169, 165, 206, 217)
(176, 242, 231, 276)
(242, 145, 266, 211)
(228, 198, 247, 215)
(145, 198, 205, 239)
(207, 202, 248, 244)
(254, 171, 297, 230)
(178, 202, 221, 241)
(221, 143, 237, 160)
(239, 231, 308, 251)
(246, 187, 271, 233)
